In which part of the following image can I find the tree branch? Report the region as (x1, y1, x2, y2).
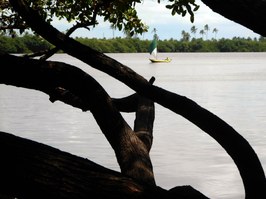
(0, 53, 155, 185)
(0, 131, 209, 199)
(201, 0, 266, 36)
(134, 77, 155, 152)
(0, 131, 157, 199)
(8, 0, 266, 197)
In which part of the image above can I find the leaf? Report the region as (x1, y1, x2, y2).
(182, 10, 187, 17)
(165, 5, 173, 9)
(193, 5, 200, 12)
(171, 9, 176, 15)
(117, 23, 122, 31)
(190, 15, 194, 23)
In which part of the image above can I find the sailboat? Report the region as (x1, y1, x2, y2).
(148, 30, 171, 63)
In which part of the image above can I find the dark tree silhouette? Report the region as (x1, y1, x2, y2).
(201, 0, 266, 37)
(1, 0, 266, 198)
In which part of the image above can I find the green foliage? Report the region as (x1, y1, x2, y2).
(166, 0, 200, 22)
(0, 34, 52, 53)
(0, 0, 199, 37)
(0, 36, 17, 52)
(0, 0, 148, 36)
(76, 37, 149, 53)
(20, 33, 53, 52)
(1, 34, 266, 53)
(0, 0, 27, 35)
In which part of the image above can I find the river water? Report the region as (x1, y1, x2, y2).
(1, 53, 266, 198)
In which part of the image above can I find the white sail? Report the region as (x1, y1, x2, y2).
(151, 47, 157, 58)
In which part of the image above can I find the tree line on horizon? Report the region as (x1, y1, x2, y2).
(180, 25, 218, 41)
(1, 33, 266, 54)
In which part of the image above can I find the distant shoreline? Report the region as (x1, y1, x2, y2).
(1, 35, 266, 53)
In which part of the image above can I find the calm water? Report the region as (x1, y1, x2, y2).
(1, 53, 266, 198)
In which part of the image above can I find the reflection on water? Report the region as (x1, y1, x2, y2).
(1, 53, 266, 198)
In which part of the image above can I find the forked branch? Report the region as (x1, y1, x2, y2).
(0, 53, 155, 185)
(8, 0, 266, 197)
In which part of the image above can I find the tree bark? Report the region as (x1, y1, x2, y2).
(201, 0, 266, 36)
(0, 53, 155, 186)
(9, 0, 266, 197)
(1, 49, 265, 198)
(134, 77, 156, 152)
(0, 131, 209, 199)
(5, 0, 266, 198)
(0, 131, 156, 199)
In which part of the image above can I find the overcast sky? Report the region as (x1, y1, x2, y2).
(53, 0, 260, 40)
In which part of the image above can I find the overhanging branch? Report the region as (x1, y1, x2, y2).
(0, 53, 155, 185)
(8, 0, 266, 197)
(201, 0, 266, 36)
(0, 131, 208, 198)
(0, 131, 155, 199)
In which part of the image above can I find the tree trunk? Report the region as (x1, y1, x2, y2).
(4, 0, 266, 198)
(0, 131, 208, 199)
(0, 131, 156, 199)
(1, 48, 265, 198)
(0, 52, 156, 186)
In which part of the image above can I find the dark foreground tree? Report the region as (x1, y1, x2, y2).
(201, 0, 266, 37)
(0, 0, 266, 198)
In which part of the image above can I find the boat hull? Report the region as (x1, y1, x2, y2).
(149, 58, 171, 63)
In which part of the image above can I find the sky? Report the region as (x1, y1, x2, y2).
(53, 0, 261, 40)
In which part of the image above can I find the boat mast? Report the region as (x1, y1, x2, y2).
(152, 28, 158, 40)
(152, 28, 158, 59)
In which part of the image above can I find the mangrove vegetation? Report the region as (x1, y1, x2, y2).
(1, 33, 266, 54)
